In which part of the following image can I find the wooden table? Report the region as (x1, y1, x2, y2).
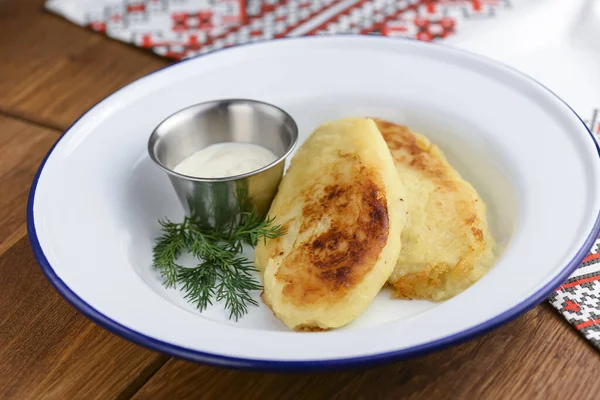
(1, 1, 599, 398)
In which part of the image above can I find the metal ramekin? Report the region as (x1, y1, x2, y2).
(148, 99, 298, 229)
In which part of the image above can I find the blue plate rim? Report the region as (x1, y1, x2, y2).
(26, 35, 600, 372)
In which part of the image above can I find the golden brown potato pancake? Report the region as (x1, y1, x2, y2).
(255, 118, 406, 331)
(373, 119, 495, 301)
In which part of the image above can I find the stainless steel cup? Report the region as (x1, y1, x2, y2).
(148, 99, 298, 229)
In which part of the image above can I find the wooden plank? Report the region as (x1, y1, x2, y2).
(0, 0, 168, 130)
(132, 305, 600, 400)
(0, 115, 168, 398)
(0, 115, 57, 254)
(0, 237, 169, 400)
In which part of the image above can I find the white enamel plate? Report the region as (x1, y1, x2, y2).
(28, 36, 600, 370)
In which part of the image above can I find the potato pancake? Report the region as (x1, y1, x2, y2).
(373, 119, 495, 301)
(255, 118, 406, 331)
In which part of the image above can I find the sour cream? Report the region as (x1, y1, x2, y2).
(173, 142, 278, 178)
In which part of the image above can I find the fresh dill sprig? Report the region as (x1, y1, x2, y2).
(152, 209, 284, 320)
(215, 256, 262, 321)
(235, 212, 286, 247)
(177, 261, 217, 311)
(152, 218, 188, 289)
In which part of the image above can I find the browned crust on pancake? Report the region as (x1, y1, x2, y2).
(386, 253, 478, 300)
(294, 324, 332, 332)
(274, 155, 389, 306)
(373, 118, 494, 301)
(373, 119, 458, 191)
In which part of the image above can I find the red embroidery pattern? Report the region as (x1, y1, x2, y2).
(58, 0, 511, 60)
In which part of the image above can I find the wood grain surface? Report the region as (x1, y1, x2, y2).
(0, 237, 168, 400)
(131, 306, 600, 400)
(0, 116, 168, 399)
(0, 0, 167, 130)
(0, 116, 55, 254)
(0, 1, 597, 399)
